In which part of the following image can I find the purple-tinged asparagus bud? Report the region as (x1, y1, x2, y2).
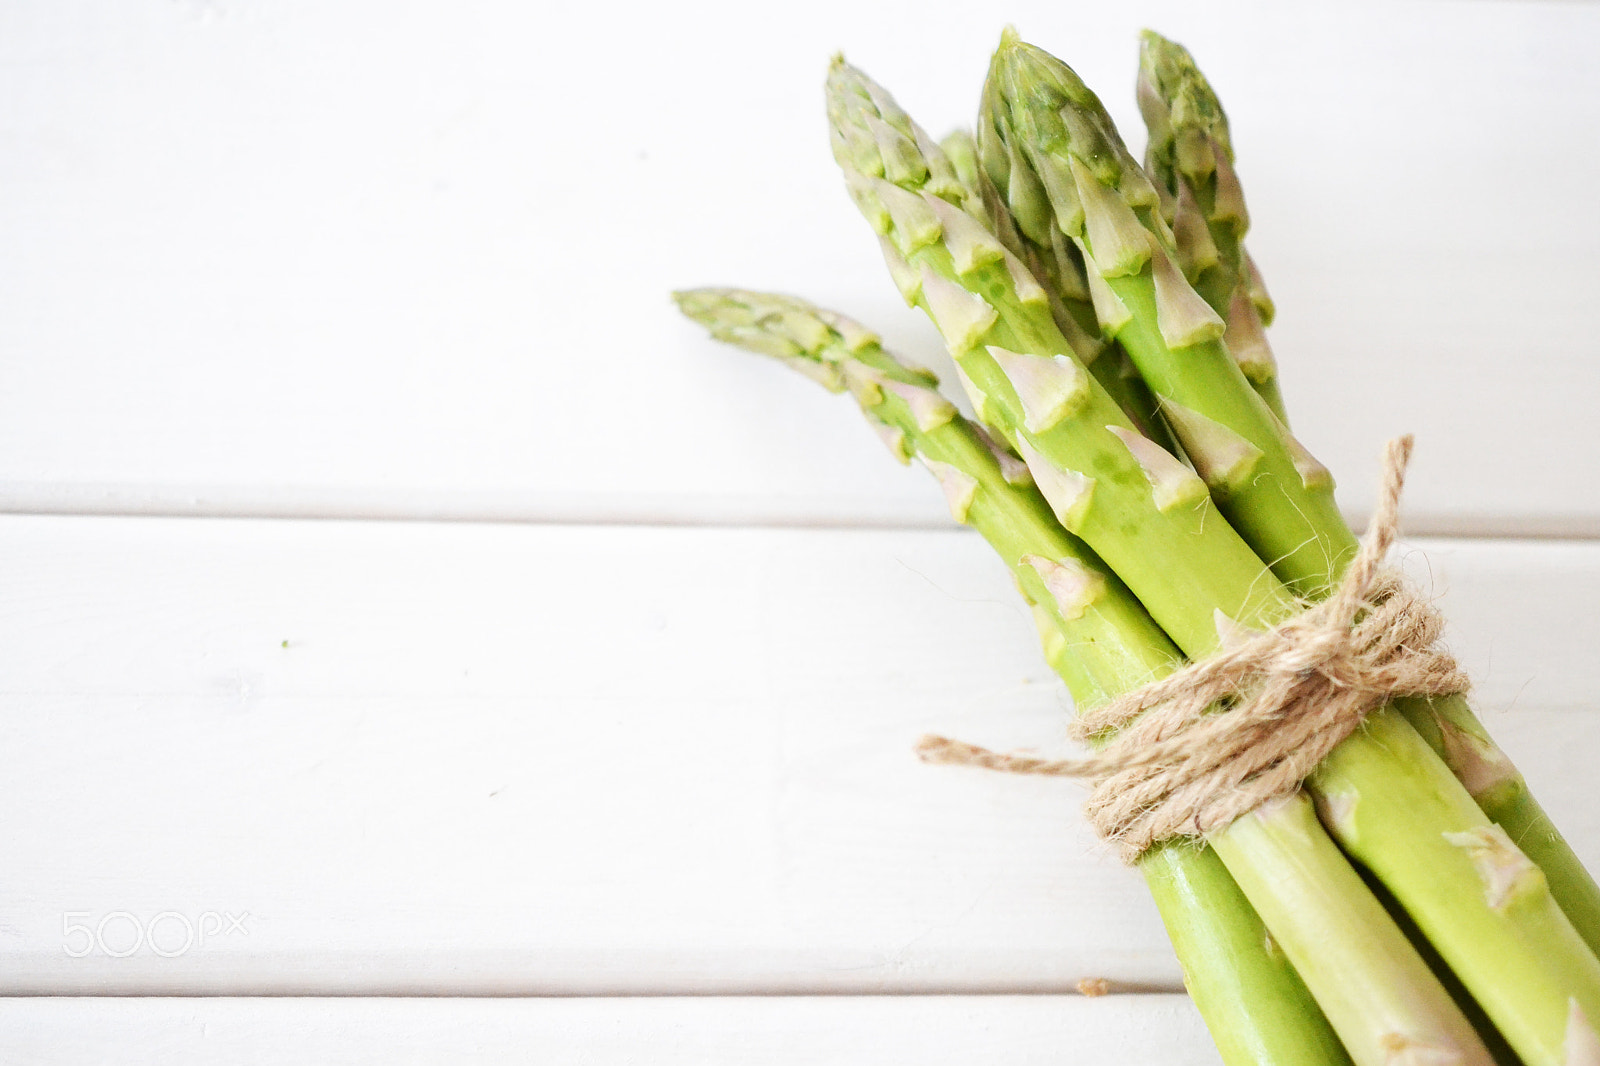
(859, 76, 914, 138)
(920, 457, 979, 523)
(921, 193, 1006, 274)
(1442, 826, 1544, 912)
(1054, 302, 1108, 367)
(1135, 69, 1170, 152)
(879, 377, 958, 433)
(1018, 440, 1095, 530)
(986, 345, 1090, 433)
(910, 125, 969, 203)
(1048, 228, 1092, 303)
(844, 171, 892, 235)
(830, 123, 883, 181)
(721, 327, 803, 362)
(1108, 425, 1208, 512)
(1071, 156, 1151, 278)
(1160, 399, 1265, 495)
(1080, 245, 1133, 334)
(1224, 287, 1278, 384)
(920, 266, 999, 351)
(870, 420, 912, 465)
(812, 309, 880, 354)
(874, 179, 943, 253)
(1117, 162, 1162, 213)
(1261, 406, 1334, 491)
(878, 237, 922, 305)
(1243, 250, 1275, 326)
(1022, 553, 1108, 621)
(970, 422, 1034, 487)
(950, 360, 997, 427)
(1001, 249, 1050, 307)
(840, 360, 884, 407)
(1173, 183, 1221, 280)
(862, 112, 929, 187)
(766, 308, 832, 353)
(776, 354, 845, 392)
(1209, 139, 1248, 231)
(1149, 238, 1226, 349)
(1034, 159, 1086, 242)
(883, 352, 942, 387)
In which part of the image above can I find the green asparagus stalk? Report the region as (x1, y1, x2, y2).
(836, 49, 1600, 1066)
(1105, 30, 1600, 960)
(1135, 31, 1288, 422)
(942, 128, 1176, 454)
(823, 62, 1521, 1065)
(677, 285, 1375, 1066)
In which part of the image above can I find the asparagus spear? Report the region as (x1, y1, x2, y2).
(824, 62, 1512, 1065)
(835, 50, 1600, 1066)
(1135, 31, 1288, 422)
(1090, 29, 1600, 959)
(941, 128, 1176, 454)
(676, 285, 1352, 1066)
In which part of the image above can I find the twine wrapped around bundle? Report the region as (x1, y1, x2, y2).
(916, 436, 1470, 861)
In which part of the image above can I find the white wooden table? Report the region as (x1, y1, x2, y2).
(3, 1, 1597, 1060)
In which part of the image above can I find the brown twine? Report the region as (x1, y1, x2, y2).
(916, 436, 1469, 862)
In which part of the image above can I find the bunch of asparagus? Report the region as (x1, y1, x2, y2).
(676, 30, 1600, 1066)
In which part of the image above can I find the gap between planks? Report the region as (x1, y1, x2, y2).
(0, 483, 1598, 540)
(0, 994, 1223, 1065)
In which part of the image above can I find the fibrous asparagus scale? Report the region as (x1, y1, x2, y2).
(1144, 236, 1226, 348)
(919, 456, 980, 521)
(986, 346, 1090, 433)
(1022, 553, 1106, 621)
(1157, 397, 1264, 496)
(1107, 424, 1207, 513)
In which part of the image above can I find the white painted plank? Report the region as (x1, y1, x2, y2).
(0, 996, 1222, 1066)
(0, 515, 1594, 996)
(1, 1, 1598, 532)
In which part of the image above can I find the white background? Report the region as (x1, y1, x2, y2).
(2, 0, 1597, 1060)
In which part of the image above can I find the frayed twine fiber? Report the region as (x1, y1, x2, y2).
(916, 436, 1469, 862)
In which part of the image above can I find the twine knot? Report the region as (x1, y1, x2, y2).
(916, 436, 1468, 862)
